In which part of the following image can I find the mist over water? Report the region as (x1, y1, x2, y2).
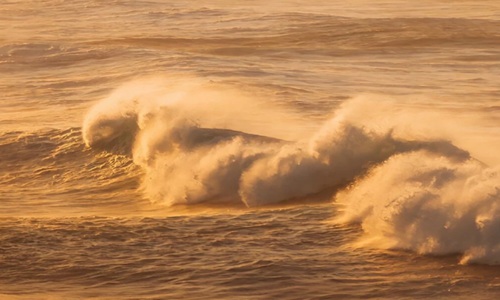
(1, 0, 500, 299)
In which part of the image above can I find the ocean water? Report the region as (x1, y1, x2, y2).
(1, 0, 500, 299)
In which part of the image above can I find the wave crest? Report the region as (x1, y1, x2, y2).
(82, 78, 474, 207)
(335, 152, 500, 264)
(82, 78, 499, 264)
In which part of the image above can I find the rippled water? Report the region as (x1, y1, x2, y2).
(1, 1, 500, 299)
(2, 206, 500, 300)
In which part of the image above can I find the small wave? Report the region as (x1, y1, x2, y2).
(0, 128, 140, 216)
(0, 43, 115, 68)
(0, 128, 83, 166)
(93, 17, 500, 57)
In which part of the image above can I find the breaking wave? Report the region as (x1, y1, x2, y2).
(83, 78, 499, 264)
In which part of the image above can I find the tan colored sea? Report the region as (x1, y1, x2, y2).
(1, 1, 499, 299)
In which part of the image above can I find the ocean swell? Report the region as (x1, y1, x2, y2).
(82, 78, 472, 208)
(82, 78, 499, 264)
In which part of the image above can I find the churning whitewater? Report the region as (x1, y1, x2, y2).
(82, 78, 500, 265)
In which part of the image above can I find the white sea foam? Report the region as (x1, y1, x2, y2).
(83, 78, 499, 264)
(335, 152, 500, 264)
(329, 97, 500, 265)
